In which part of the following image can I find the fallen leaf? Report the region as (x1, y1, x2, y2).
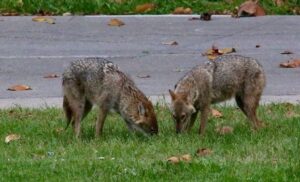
(238, 0, 266, 17)
(62, 12, 72, 16)
(44, 74, 59, 78)
(135, 3, 155, 13)
(5, 134, 20, 143)
(32, 16, 55, 24)
(137, 74, 151, 78)
(196, 148, 213, 156)
(108, 18, 125, 26)
(173, 68, 184, 72)
(218, 47, 236, 54)
(167, 156, 180, 164)
(200, 13, 212, 21)
(279, 59, 300, 68)
(180, 154, 192, 162)
(1, 12, 19, 16)
(215, 126, 234, 135)
(188, 17, 201, 21)
(173, 7, 192, 14)
(162, 41, 178, 46)
(211, 108, 223, 118)
(280, 50, 293, 54)
(202, 45, 236, 60)
(7, 84, 32, 91)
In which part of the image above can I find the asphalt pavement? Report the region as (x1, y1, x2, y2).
(0, 15, 299, 108)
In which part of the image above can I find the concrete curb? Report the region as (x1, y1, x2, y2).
(1, 95, 299, 109)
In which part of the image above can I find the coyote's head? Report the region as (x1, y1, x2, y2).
(169, 89, 196, 133)
(128, 101, 158, 135)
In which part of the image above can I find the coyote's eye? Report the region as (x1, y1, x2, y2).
(181, 113, 186, 120)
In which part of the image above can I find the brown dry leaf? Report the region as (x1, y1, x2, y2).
(5, 134, 21, 143)
(137, 74, 151, 78)
(8, 84, 32, 91)
(238, 0, 266, 17)
(167, 156, 180, 164)
(279, 59, 300, 68)
(173, 7, 192, 14)
(196, 148, 213, 156)
(215, 126, 234, 135)
(32, 16, 55, 24)
(162, 41, 178, 46)
(135, 3, 155, 13)
(180, 154, 192, 162)
(280, 50, 293, 55)
(44, 74, 59, 78)
(108, 18, 125, 26)
(211, 108, 223, 118)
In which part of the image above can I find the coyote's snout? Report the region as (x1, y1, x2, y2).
(62, 58, 158, 137)
(169, 55, 266, 135)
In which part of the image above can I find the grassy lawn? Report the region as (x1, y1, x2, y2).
(0, 103, 299, 181)
(0, 0, 299, 15)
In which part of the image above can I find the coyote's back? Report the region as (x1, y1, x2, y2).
(62, 57, 158, 137)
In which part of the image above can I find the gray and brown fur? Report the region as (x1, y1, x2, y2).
(62, 58, 158, 137)
(169, 55, 266, 135)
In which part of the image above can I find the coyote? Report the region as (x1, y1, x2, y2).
(169, 55, 266, 135)
(62, 58, 158, 137)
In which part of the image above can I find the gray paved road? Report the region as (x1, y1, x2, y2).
(0, 15, 299, 108)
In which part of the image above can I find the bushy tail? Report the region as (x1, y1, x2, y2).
(63, 96, 73, 130)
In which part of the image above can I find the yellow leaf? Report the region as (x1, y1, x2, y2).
(32, 16, 55, 24)
(218, 47, 236, 54)
(5, 134, 20, 143)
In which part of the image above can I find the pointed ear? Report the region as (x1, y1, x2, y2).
(138, 103, 146, 116)
(187, 104, 196, 113)
(192, 91, 199, 102)
(169, 89, 176, 100)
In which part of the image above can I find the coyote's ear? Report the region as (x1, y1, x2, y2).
(138, 103, 146, 116)
(187, 104, 196, 113)
(169, 89, 176, 100)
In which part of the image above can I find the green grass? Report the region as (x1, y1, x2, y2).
(0, 103, 299, 181)
(0, 0, 299, 15)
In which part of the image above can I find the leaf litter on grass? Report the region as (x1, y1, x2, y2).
(135, 3, 155, 13)
(5, 134, 21, 143)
